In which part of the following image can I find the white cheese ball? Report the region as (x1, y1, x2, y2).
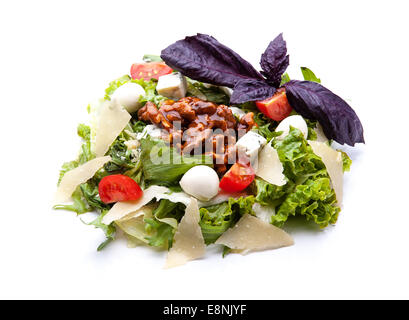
(179, 166, 219, 201)
(111, 82, 145, 113)
(275, 115, 308, 140)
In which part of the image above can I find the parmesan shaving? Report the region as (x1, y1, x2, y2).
(215, 214, 294, 253)
(102, 185, 168, 225)
(156, 217, 178, 229)
(94, 100, 131, 157)
(126, 234, 143, 248)
(116, 205, 156, 246)
(159, 191, 191, 207)
(256, 143, 286, 186)
(165, 198, 206, 268)
(308, 140, 344, 204)
(53, 156, 111, 205)
(116, 215, 150, 245)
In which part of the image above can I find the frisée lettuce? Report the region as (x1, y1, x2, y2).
(199, 196, 255, 244)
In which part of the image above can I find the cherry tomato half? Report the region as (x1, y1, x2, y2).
(255, 88, 293, 121)
(130, 62, 173, 81)
(219, 162, 255, 193)
(98, 174, 143, 204)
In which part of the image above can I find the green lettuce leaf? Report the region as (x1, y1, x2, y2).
(153, 199, 185, 221)
(79, 181, 109, 211)
(305, 119, 318, 141)
(53, 187, 90, 215)
(84, 210, 116, 251)
(274, 177, 339, 228)
(144, 217, 175, 249)
(131, 120, 147, 133)
(186, 79, 230, 104)
(144, 199, 185, 248)
(256, 123, 283, 142)
(116, 200, 183, 250)
(131, 78, 167, 105)
(143, 54, 163, 62)
(199, 196, 255, 244)
(57, 123, 94, 185)
(252, 178, 289, 207)
(280, 72, 291, 86)
(273, 127, 327, 183)
(301, 67, 321, 83)
(340, 151, 352, 172)
(236, 101, 282, 141)
(99, 120, 145, 181)
(104, 139, 135, 173)
(139, 137, 213, 187)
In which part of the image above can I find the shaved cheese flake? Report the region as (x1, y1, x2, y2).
(94, 100, 131, 157)
(53, 156, 111, 204)
(126, 234, 144, 248)
(159, 191, 191, 207)
(102, 185, 168, 225)
(308, 140, 344, 204)
(256, 143, 286, 186)
(165, 198, 206, 268)
(215, 214, 294, 253)
(117, 205, 155, 246)
(116, 215, 150, 245)
(156, 217, 178, 229)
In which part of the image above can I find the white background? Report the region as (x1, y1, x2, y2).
(1, 0, 408, 299)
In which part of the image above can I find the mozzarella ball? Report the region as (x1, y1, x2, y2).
(111, 82, 145, 113)
(179, 166, 219, 201)
(275, 115, 308, 140)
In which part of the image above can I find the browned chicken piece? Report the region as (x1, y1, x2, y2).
(238, 112, 257, 132)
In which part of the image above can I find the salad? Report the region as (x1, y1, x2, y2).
(53, 34, 364, 267)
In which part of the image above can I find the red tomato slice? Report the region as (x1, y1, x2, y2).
(255, 88, 293, 121)
(98, 174, 143, 204)
(130, 62, 173, 81)
(219, 162, 255, 193)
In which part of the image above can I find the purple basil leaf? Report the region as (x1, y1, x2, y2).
(230, 79, 276, 104)
(260, 33, 289, 87)
(160, 33, 264, 88)
(284, 80, 364, 146)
